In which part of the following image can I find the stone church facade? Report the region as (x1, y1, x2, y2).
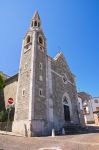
(3, 11, 80, 136)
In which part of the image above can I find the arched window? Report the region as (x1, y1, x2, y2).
(26, 35, 30, 44)
(63, 96, 68, 105)
(31, 21, 33, 27)
(38, 22, 40, 27)
(39, 36, 44, 45)
(34, 21, 37, 27)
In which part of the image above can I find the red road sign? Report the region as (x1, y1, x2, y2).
(8, 98, 14, 105)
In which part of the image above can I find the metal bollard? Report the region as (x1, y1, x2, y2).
(62, 128, 65, 135)
(52, 128, 55, 137)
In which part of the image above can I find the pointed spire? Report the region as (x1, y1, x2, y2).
(32, 10, 40, 21)
(31, 10, 41, 28)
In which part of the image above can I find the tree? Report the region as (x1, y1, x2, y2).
(0, 75, 5, 112)
(0, 75, 4, 90)
(0, 106, 15, 122)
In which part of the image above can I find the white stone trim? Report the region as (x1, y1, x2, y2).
(51, 69, 62, 78)
(51, 69, 74, 86)
(29, 31, 36, 121)
(46, 60, 53, 123)
(62, 92, 73, 120)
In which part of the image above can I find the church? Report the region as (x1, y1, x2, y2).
(2, 11, 81, 136)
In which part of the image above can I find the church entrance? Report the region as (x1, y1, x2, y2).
(62, 94, 71, 122)
(64, 105, 71, 121)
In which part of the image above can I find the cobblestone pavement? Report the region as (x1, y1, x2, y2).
(0, 133, 99, 150)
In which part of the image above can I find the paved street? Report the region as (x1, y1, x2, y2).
(0, 133, 99, 150)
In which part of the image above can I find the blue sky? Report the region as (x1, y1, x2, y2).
(0, 0, 99, 96)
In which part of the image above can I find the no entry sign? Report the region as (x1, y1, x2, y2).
(8, 98, 14, 105)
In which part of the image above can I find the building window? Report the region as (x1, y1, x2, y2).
(31, 21, 33, 27)
(34, 21, 37, 27)
(94, 99, 98, 103)
(39, 63, 43, 70)
(39, 89, 43, 96)
(62, 74, 67, 84)
(38, 22, 40, 27)
(38, 36, 44, 46)
(63, 76, 67, 83)
(26, 35, 31, 44)
(39, 46, 44, 52)
(22, 89, 25, 96)
(39, 75, 43, 81)
(96, 107, 99, 111)
(83, 106, 89, 114)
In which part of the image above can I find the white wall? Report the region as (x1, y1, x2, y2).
(91, 97, 99, 112)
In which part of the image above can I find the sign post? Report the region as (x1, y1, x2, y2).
(6, 98, 14, 132)
(8, 98, 14, 105)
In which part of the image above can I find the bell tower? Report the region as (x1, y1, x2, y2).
(12, 11, 47, 136)
(31, 11, 41, 28)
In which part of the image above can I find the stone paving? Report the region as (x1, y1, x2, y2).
(0, 133, 99, 150)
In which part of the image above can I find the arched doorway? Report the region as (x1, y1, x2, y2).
(62, 93, 72, 122)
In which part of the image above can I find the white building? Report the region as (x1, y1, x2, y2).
(91, 97, 99, 112)
(78, 92, 99, 125)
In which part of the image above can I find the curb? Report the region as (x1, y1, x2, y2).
(0, 131, 23, 137)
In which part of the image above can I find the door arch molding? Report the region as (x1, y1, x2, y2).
(62, 92, 72, 121)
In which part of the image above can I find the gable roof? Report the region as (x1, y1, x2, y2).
(54, 52, 75, 78)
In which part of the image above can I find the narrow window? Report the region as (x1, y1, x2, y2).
(31, 21, 33, 27)
(39, 46, 44, 52)
(22, 89, 25, 96)
(39, 89, 43, 96)
(38, 22, 40, 27)
(34, 21, 37, 27)
(26, 35, 30, 44)
(39, 63, 43, 70)
(39, 36, 43, 45)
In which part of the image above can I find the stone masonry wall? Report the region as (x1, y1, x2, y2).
(4, 76, 18, 107)
(14, 38, 32, 121)
(34, 31, 47, 121)
(51, 54, 79, 128)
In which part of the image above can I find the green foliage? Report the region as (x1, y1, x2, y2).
(0, 110, 8, 122)
(0, 106, 15, 122)
(0, 75, 4, 90)
(7, 106, 15, 121)
(0, 75, 5, 112)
